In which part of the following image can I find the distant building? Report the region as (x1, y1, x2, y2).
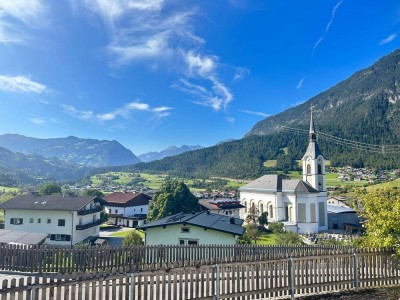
(138, 211, 245, 245)
(0, 194, 104, 245)
(104, 192, 151, 227)
(198, 198, 244, 217)
(327, 204, 362, 232)
(239, 111, 328, 234)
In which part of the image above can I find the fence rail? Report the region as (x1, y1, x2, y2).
(1, 251, 399, 300)
(0, 244, 393, 274)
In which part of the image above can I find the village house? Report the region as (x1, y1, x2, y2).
(239, 112, 328, 234)
(138, 211, 245, 245)
(0, 193, 104, 245)
(198, 198, 244, 217)
(104, 192, 151, 227)
(327, 204, 361, 233)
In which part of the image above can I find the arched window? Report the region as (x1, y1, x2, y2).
(318, 164, 322, 174)
(259, 203, 264, 214)
(244, 201, 247, 213)
(268, 203, 273, 219)
(307, 164, 311, 174)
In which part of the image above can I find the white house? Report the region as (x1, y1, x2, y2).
(0, 193, 104, 245)
(239, 111, 328, 234)
(104, 192, 151, 227)
(198, 198, 244, 217)
(138, 211, 245, 245)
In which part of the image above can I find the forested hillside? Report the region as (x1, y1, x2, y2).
(113, 49, 400, 179)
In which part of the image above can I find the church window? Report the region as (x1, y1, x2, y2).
(244, 201, 247, 213)
(318, 164, 322, 174)
(307, 164, 311, 174)
(268, 204, 273, 218)
(259, 203, 264, 214)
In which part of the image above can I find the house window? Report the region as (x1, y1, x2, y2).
(188, 240, 198, 245)
(29, 218, 34, 223)
(50, 234, 71, 241)
(179, 239, 185, 245)
(58, 219, 66, 226)
(141, 208, 143, 212)
(10, 218, 23, 225)
(115, 209, 118, 214)
(37, 218, 41, 223)
(181, 227, 190, 233)
(47, 219, 51, 224)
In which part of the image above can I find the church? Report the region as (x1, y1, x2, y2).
(239, 112, 328, 234)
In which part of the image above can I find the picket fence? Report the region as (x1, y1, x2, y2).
(0, 244, 391, 274)
(0, 251, 399, 300)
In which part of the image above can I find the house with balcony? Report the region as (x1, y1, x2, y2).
(198, 198, 244, 217)
(0, 193, 105, 245)
(104, 192, 151, 227)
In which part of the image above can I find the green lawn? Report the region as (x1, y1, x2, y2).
(366, 178, 400, 191)
(264, 160, 277, 168)
(257, 233, 278, 245)
(110, 229, 144, 238)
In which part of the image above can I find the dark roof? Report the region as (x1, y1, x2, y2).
(0, 195, 102, 211)
(104, 192, 151, 207)
(0, 229, 48, 245)
(199, 199, 245, 210)
(138, 211, 245, 236)
(239, 175, 318, 194)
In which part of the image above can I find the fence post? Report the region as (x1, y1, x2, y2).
(31, 285, 37, 300)
(214, 264, 220, 300)
(130, 273, 135, 300)
(288, 257, 295, 300)
(353, 253, 359, 291)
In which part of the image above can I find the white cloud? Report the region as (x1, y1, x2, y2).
(233, 67, 250, 82)
(226, 117, 235, 124)
(0, 0, 47, 44)
(239, 110, 270, 118)
(379, 33, 397, 45)
(296, 78, 304, 89)
(29, 117, 47, 126)
(312, 1, 343, 56)
(0, 75, 47, 93)
(62, 101, 173, 122)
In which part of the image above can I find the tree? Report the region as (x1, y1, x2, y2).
(356, 188, 400, 255)
(244, 224, 262, 244)
(39, 184, 61, 195)
(268, 222, 284, 233)
(83, 189, 104, 198)
(276, 231, 303, 245)
(245, 204, 259, 224)
(123, 230, 144, 246)
(147, 179, 199, 221)
(258, 212, 268, 227)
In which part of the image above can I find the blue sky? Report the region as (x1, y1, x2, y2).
(0, 0, 399, 155)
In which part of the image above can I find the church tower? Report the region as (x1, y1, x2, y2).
(302, 110, 326, 192)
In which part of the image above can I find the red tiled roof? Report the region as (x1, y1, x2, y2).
(104, 192, 151, 207)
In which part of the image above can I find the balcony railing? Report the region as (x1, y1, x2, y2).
(77, 206, 103, 216)
(76, 219, 102, 231)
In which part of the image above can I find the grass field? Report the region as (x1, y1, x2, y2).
(0, 186, 18, 193)
(264, 160, 277, 168)
(366, 178, 400, 191)
(257, 233, 278, 245)
(111, 230, 144, 238)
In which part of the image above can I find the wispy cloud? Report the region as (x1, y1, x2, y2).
(296, 78, 304, 89)
(239, 109, 270, 118)
(226, 117, 235, 124)
(379, 33, 397, 45)
(62, 101, 173, 123)
(312, 1, 343, 56)
(0, 0, 47, 44)
(79, 0, 235, 113)
(0, 75, 47, 93)
(233, 67, 250, 82)
(29, 117, 47, 126)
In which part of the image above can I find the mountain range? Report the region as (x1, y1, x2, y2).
(124, 49, 400, 178)
(0, 134, 140, 167)
(138, 145, 204, 162)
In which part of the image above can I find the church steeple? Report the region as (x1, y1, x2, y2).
(302, 108, 326, 192)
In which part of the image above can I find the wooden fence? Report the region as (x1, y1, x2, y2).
(0, 244, 392, 274)
(1, 251, 399, 300)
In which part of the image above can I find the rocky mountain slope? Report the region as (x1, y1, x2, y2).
(138, 145, 204, 162)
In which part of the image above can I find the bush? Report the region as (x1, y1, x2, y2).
(268, 222, 284, 233)
(123, 230, 144, 246)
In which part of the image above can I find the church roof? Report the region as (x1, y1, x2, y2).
(302, 141, 323, 160)
(239, 175, 318, 194)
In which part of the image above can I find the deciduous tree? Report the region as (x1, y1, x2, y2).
(147, 179, 199, 221)
(39, 184, 61, 195)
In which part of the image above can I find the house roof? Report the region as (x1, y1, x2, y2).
(104, 192, 151, 207)
(0, 229, 48, 245)
(199, 198, 245, 210)
(327, 204, 356, 214)
(239, 175, 318, 194)
(138, 211, 245, 236)
(0, 194, 102, 211)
